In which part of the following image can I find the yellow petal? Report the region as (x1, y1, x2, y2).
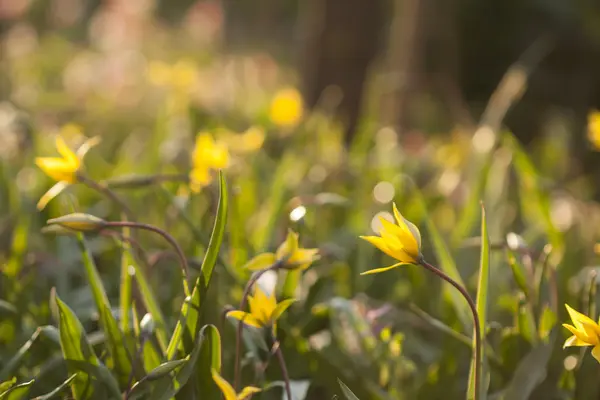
(37, 181, 70, 210)
(248, 294, 269, 325)
(392, 202, 421, 249)
(76, 136, 101, 160)
(360, 262, 410, 275)
(237, 386, 262, 400)
(35, 157, 77, 183)
(243, 253, 277, 271)
(211, 369, 237, 400)
(382, 211, 418, 258)
(275, 230, 299, 261)
(271, 298, 296, 322)
(592, 345, 600, 364)
(227, 311, 263, 328)
(289, 248, 320, 266)
(565, 304, 600, 336)
(55, 136, 79, 168)
(359, 235, 397, 260)
(564, 335, 590, 348)
(562, 323, 593, 345)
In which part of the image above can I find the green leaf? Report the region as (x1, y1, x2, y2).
(52, 289, 121, 399)
(77, 234, 135, 386)
(194, 325, 221, 400)
(0, 378, 16, 394)
(166, 172, 227, 360)
(537, 305, 556, 342)
(0, 379, 33, 400)
(500, 336, 554, 400)
(338, 378, 361, 400)
(119, 226, 133, 333)
(125, 359, 188, 400)
(32, 374, 78, 400)
(153, 325, 217, 399)
(506, 250, 530, 298)
(467, 204, 490, 400)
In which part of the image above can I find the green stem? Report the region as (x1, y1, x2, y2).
(106, 221, 190, 296)
(420, 260, 481, 400)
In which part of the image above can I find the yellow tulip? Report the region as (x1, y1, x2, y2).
(227, 285, 295, 332)
(211, 369, 261, 400)
(190, 132, 229, 192)
(360, 203, 422, 274)
(35, 135, 100, 210)
(562, 304, 600, 363)
(243, 230, 320, 271)
(269, 88, 303, 127)
(587, 110, 600, 150)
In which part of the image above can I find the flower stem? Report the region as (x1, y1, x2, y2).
(77, 173, 135, 220)
(105, 221, 190, 296)
(234, 261, 284, 391)
(420, 260, 481, 400)
(273, 341, 292, 400)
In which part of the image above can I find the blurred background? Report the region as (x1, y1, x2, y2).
(3, 1, 600, 399)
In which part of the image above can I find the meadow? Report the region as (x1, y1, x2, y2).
(2, 4, 600, 400)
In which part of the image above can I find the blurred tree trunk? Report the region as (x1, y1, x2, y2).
(299, 0, 384, 144)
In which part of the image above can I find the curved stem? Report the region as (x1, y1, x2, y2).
(420, 260, 481, 400)
(273, 341, 292, 400)
(77, 173, 135, 220)
(106, 221, 190, 296)
(234, 262, 283, 391)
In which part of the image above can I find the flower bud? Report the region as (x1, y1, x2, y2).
(47, 213, 107, 232)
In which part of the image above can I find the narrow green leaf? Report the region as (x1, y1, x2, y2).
(146, 360, 189, 380)
(166, 173, 227, 360)
(506, 250, 529, 297)
(0, 379, 33, 400)
(194, 325, 221, 400)
(538, 305, 556, 342)
(119, 226, 133, 333)
(0, 378, 16, 393)
(467, 204, 490, 400)
(517, 297, 538, 345)
(154, 325, 216, 399)
(52, 290, 120, 399)
(32, 374, 78, 400)
(126, 359, 188, 400)
(282, 269, 302, 299)
(77, 234, 134, 386)
(500, 336, 554, 400)
(338, 378, 361, 400)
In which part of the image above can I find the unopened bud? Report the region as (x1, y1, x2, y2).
(47, 213, 107, 232)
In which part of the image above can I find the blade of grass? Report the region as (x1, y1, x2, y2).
(120, 226, 134, 333)
(77, 234, 135, 386)
(166, 172, 227, 360)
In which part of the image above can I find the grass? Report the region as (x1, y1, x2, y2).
(1, 15, 599, 400)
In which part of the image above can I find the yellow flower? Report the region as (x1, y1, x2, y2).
(211, 369, 261, 400)
(243, 230, 320, 271)
(360, 203, 422, 275)
(35, 135, 100, 210)
(269, 87, 303, 127)
(587, 110, 600, 150)
(147, 59, 197, 89)
(562, 304, 600, 362)
(190, 132, 229, 192)
(221, 126, 265, 154)
(227, 285, 296, 332)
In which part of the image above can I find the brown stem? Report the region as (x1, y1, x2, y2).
(420, 260, 481, 400)
(104, 173, 189, 190)
(77, 173, 135, 220)
(234, 262, 283, 391)
(105, 221, 190, 296)
(273, 341, 292, 400)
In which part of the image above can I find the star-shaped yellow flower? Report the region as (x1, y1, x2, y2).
(211, 369, 261, 400)
(227, 285, 295, 333)
(35, 135, 100, 210)
(360, 203, 422, 275)
(243, 230, 320, 271)
(562, 304, 600, 363)
(190, 132, 229, 192)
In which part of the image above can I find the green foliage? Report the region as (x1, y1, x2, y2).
(1, 13, 599, 400)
